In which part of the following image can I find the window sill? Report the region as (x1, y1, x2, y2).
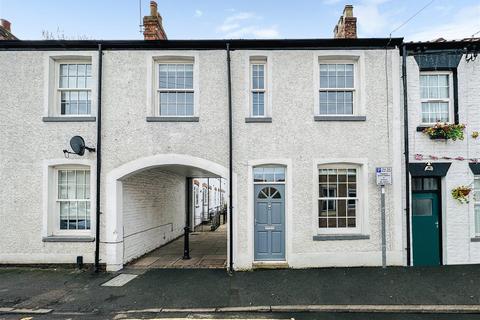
(471, 237, 480, 242)
(42, 236, 95, 243)
(313, 234, 370, 241)
(245, 117, 272, 123)
(416, 125, 430, 132)
(314, 116, 366, 122)
(416, 124, 457, 132)
(146, 116, 199, 122)
(42, 116, 96, 122)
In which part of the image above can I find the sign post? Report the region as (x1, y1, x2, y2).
(376, 167, 392, 268)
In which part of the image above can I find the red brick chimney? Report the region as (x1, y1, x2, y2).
(333, 5, 357, 39)
(0, 19, 18, 40)
(143, 1, 167, 40)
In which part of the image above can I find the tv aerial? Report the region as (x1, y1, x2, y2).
(63, 136, 96, 157)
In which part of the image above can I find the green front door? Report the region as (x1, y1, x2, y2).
(412, 192, 440, 266)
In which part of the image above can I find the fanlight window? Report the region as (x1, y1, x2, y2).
(258, 187, 281, 199)
(254, 166, 285, 183)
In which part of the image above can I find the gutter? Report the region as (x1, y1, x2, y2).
(401, 44, 411, 265)
(226, 42, 234, 272)
(0, 38, 404, 51)
(94, 44, 103, 272)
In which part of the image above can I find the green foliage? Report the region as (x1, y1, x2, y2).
(451, 185, 472, 204)
(423, 122, 465, 141)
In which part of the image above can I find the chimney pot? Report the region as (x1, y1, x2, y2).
(343, 5, 353, 17)
(150, 1, 158, 16)
(0, 19, 11, 32)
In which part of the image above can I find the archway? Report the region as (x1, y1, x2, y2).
(104, 154, 233, 271)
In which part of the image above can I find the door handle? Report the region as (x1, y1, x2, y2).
(435, 222, 439, 229)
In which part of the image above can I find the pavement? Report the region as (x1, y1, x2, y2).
(129, 224, 227, 269)
(1, 265, 480, 319)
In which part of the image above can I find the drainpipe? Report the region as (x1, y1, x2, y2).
(226, 42, 234, 272)
(183, 178, 191, 260)
(402, 44, 411, 266)
(94, 44, 103, 272)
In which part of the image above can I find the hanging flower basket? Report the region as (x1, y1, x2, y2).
(423, 122, 465, 141)
(451, 185, 472, 204)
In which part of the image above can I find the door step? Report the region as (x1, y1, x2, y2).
(252, 261, 289, 269)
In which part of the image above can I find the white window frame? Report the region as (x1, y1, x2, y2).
(54, 166, 92, 235)
(250, 59, 267, 117)
(253, 165, 287, 185)
(419, 71, 454, 125)
(313, 159, 368, 235)
(157, 62, 194, 117)
(43, 159, 96, 238)
(474, 175, 480, 237)
(55, 60, 93, 116)
(314, 53, 364, 117)
(147, 54, 199, 118)
(318, 61, 356, 116)
(202, 187, 207, 205)
(44, 53, 97, 118)
(245, 54, 272, 118)
(194, 184, 200, 207)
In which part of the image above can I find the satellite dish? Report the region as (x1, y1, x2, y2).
(70, 136, 87, 156)
(63, 135, 95, 157)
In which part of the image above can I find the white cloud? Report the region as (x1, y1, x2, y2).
(224, 12, 257, 25)
(406, 4, 480, 41)
(224, 26, 280, 38)
(217, 12, 280, 39)
(194, 9, 203, 18)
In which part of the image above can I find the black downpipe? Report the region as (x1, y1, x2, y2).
(183, 178, 191, 260)
(94, 44, 103, 272)
(226, 43, 234, 272)
(402, 44, 411, 266)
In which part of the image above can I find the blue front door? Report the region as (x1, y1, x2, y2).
(254, 185, 285, 261)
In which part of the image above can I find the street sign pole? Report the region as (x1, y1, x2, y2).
(381, 184, 386, 268)
(376, 167, 392, 269)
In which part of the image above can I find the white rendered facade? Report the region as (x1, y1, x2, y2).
(0, 40, 406, 270)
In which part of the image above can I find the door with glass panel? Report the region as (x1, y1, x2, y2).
(253, 166, 286, 261)
(412, 177, 441, 266)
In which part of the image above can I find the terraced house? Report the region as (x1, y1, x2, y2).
(0, 2, 478, 272)
(404, 39, 480, 266)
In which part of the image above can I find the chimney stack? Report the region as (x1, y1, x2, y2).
(0, 19, 18, 40)
(1, 19, 11, 32)
(333, 5, 357, 39)
(143, 1, 167, 40)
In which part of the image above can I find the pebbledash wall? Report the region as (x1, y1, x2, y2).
(231, 48, 404, 269)
(406, 51, 480, 265)
(0, 51, 98, 264)
(1, 40, 405, 270)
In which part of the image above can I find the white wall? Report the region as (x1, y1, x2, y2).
(406, 55, 480, 265)
(231, 49, 404, 269)
(0, 51, 97, 264)
(0, 48, 404, 269)
(122, 168, 185, 263)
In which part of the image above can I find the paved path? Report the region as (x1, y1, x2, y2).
(1, 265, 480, 318)
(128, 224, 227, 269)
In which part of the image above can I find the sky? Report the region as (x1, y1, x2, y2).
(0, 0, 479, 41)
